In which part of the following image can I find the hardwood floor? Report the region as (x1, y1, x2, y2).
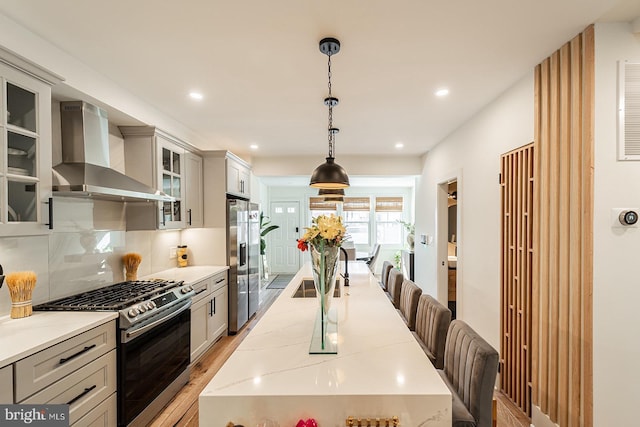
(150, 287, 532, 427)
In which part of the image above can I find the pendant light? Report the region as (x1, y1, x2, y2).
(318, 188, 344, 203)
(309, 37, 350, 189)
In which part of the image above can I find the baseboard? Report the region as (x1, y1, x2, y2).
(531, 405, 560, 427)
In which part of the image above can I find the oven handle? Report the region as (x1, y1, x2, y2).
(124, 301, 191, 342)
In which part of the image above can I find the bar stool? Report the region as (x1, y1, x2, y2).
(386, 269, 403, 308)
(412, 294, 451, 369)
(397, 279, 422, 330)
(380, 261, 393, 291)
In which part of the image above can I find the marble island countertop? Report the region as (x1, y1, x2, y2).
(199, 262, 451, 426)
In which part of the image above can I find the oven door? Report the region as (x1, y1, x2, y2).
(118, 300, 191, 426)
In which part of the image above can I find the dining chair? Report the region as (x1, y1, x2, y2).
(366, 243, 381, 273)
(386, 268, 403, 308)
(397, 279, 422, 330)
(380, 261, 394, 290)
(412, 294, 451, 369)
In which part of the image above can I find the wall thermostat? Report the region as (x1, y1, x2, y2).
(612, 208, 639, 228)
(619, 210, 638, 226)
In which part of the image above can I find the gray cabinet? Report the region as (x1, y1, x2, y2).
(13, 320, 117, 426)
(0, 48, 61, 236)
(0, 364, 13, 403)
(190, 272, 228, 362)
(121, 126, 203, 230)
(226, 156, 251, 198)
(185, 152, 204, 228)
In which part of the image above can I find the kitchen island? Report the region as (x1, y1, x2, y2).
(199, 262, 451, 426)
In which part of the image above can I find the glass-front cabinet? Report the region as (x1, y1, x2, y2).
(158, 136, 184, 228)
(0, 56, 57, 236)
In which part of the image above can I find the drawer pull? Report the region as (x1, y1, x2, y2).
(59, 344, 96, 364)
(195, 288, 207, 295)
(215, 278, 225, 284)
(66, 384, 96, 406)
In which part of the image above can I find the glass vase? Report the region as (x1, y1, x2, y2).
(308, 241, 339, 354)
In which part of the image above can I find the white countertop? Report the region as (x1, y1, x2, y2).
(0, 311, 118, 366)
(0, 265, 227, 368)
(142, 265, 228, 284)
(200, 262, 451, 426)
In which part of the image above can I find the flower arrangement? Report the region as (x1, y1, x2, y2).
(297, 214, 346, 252)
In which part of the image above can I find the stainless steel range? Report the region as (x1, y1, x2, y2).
(35, 279, 195, 427)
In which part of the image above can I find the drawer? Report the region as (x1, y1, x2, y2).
(211, 271, 227, 292)
(0, 364, 13, 403)
(22, 350, 117, 425)
(15, 320, 116, 402)
(191, 276, 213, 304)
(72, 392, 116, 427)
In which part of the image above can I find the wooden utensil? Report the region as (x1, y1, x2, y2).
(122, 253, 142, 281)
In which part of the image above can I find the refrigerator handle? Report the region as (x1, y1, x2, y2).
(239, 242, 247, 266)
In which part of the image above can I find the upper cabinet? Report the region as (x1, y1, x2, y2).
(120, 126, 203, 230)
(226, 156, 251, 198)
(0, 49, 62, 236)
(184, 152, 203, 228)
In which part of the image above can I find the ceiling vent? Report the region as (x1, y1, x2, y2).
(618, 61, 640, 160)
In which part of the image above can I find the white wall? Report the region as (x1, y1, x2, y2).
(414, 73, 534, 350)
(592, 22, 640, 426)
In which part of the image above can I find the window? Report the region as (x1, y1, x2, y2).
(343, 197, 370, 244)
(375, 197, 403, 244)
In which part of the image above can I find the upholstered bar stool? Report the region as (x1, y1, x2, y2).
(397, 279, 422, 330)
(438, 320, 499, 427)
(380, 261, 393, 291)
(386, 269, 403, 308)
(412, 294, 451, 369)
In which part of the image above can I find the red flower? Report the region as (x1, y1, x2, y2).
(297, 239, 308, 251)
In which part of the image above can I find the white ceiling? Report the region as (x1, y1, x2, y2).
(0, 0, 639, 161)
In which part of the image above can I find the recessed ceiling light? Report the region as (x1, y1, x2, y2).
(250, 144, 259, 150)
(189, 92, 204, 100)
(435, 88, 449, 97)
(395, 142, 404, 149)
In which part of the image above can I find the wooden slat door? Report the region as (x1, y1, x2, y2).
(500, 143, 534, 416)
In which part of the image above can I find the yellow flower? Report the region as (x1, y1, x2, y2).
(298, 214, 346, 250)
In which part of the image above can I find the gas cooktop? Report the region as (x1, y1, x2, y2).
(34, 279, 184, 311)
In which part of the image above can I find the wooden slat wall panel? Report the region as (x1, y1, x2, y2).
(532, 25, 594, 427)
(500, 143, 534, 416)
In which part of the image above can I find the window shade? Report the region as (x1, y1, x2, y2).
(309, 197, 337, 211)
(343, 197, 370, 211)
(375, 197, 403, 212)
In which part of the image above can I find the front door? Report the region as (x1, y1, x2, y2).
(269, 201, 301, 274)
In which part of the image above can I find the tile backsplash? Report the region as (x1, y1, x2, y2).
(0, 197, 202, 317)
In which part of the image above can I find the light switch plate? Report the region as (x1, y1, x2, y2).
(611, 208, 639, 228)
(169, 246, 177, 258)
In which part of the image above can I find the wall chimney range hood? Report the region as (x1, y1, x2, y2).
(52, 101, 173, 202)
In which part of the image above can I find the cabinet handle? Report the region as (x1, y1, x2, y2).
(188, 208, 192, 226)
(209, 299, 213, 316)
(215, 278, 225, 284)
(66, 384, 97, 406)
(213, 296, 216, 315)
(45, 197, 53, 229)
(194, 288, 207, 296)
(160, 206, 166, 227)
(59, 344, 96, 364)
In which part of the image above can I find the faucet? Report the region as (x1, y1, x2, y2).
(339, 247, 350, 286)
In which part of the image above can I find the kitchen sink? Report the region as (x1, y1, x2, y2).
(292, 279, 341, 298)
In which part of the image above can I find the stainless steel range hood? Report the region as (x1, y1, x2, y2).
(53, 101, 173, 202)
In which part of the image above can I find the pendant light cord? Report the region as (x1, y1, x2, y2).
(327, 53, 334, 159)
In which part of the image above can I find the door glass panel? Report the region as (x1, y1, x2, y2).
(163, 202, 172, 223)
(8, 181, 37, 222)
(163, 173, 171, 195)
(173, 201, 181, 221)
(7, 83, 36, 132)
(162, 148, 171, 172)
(7, 132, 36, 177)
(173, 177, 181, 198)
(172, 152, 180, 174)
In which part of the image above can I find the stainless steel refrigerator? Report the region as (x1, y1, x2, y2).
(227, 198, 260, 334)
